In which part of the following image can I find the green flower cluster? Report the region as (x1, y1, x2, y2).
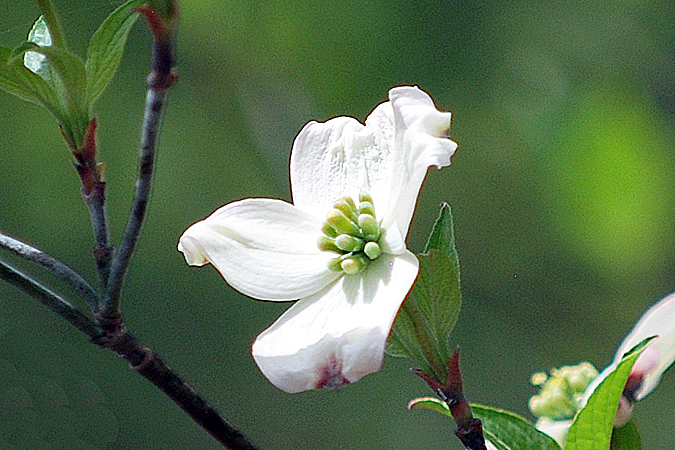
(529, 362, 599, 421)
(318, 193, 383, 274)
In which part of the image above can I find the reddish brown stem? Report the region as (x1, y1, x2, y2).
(415, 348, 487, 450)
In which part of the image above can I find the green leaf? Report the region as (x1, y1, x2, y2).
(408, 399, 561, 450)
(387, 203, 462, 382)
(424, 201, 458, 256)
(408, 396, 454, 418)
(387, 297, 438, 377)
(419, 204, 462, 347)
(611, 421, 641, 450)
(27, 46, 87, 110)
(15, 44, 89, 144)
(0, 46, 67, 123)
(565, 345, 646, 450)
(85, 0, 143, 107)
(472, 404, 562, 450)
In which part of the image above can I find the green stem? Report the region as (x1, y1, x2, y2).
(36, 0, 67, 49)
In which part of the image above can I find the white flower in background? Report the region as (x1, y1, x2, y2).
(530, 292, 675, 446)
(582, 291, 675, 425)
(178, 86, 457, 393)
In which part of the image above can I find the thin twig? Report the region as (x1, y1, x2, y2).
(101, 84, 166, 315)
(102, 9, 176, 317)
(415, 349, 487, 450)
(0, 259, 101, 338)
(0, 230, 100, 311)
(82, 182, 114, 291)
(1, 251, 261, 449)
(2, 4, 262, 448)
(94, 316, 262, 450)
(101, 85, 164, 315)
(139, 353, 262, 450)
(72, 118, 113, 291)
(98, 7, 263, 447)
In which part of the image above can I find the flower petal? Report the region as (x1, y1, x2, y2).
(611, 292, 675, 399)
(289, 115, 379, 221)
(290, 86, 456, 244)
(377, 86, 457, 239)
(178, 198, 341, 301)
(251, 251, 419, 393)
(582, 292, 675, 404)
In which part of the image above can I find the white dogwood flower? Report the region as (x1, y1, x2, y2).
(178, 86, 457, 393)
(532, 292, 675, 445)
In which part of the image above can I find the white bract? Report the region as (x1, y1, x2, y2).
(178, 86, 457, 393)
(532, 292, 675, 446)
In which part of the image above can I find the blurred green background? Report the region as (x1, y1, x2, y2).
(1, 0, 675, 448)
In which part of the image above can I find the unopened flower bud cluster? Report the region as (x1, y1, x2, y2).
(319, 192, 382, 274)
(529, 362, 599, 421)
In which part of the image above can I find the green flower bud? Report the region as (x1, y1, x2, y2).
(359, 201, 375, 218)
(343, 196, 358, 213)
(318, 191, 383, 274)
(326, 209, 362, 236)
(334, 197, 359, 223)
(359, 192, 374, 205)
(560, 363, 598, 392)
(531, 372, 548, 386)
(318, 236, 341, 253)
(341, 254, 369, 274)
(322, 222, 339, 238)
(358, 214, 380, 241)
(529, 380, 576, 420)
(335, 234, 364, 252)
(327, 257, 344, 272)
(364, 242, 381, 260)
